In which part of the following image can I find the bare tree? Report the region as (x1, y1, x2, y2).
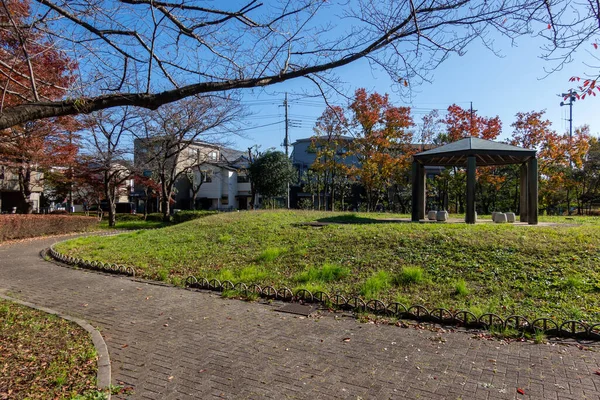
(0, 0, 578, 129)
(184, 164, 209, 210)
(135, 96, 241, 222)
(85, 108, 137, 227)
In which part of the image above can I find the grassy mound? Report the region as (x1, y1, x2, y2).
(55, 210, 600, 321)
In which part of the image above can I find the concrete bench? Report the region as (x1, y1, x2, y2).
(436, 210, 449, 222)
(505, 212, 516, 223)
(493, 212, 507, 223)
(427, 210, 437, 220)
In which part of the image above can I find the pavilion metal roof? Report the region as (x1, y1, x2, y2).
(413, 137, 536, 166)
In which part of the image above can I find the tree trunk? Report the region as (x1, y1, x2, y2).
(18, 165, 33, 214)
(161, 178, 172, 223)
(104, 186, 117, 228)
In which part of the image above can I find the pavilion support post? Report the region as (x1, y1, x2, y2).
(519, 163, 528, 222)
(419, 163, 426, 220)
(411, 161, 420, 221)
(466, 155, 476, 224)
(411, 161, 426, 221)
(527, 157, 538, 225)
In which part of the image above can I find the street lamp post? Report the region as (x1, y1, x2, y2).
(560, 89, 576, 215)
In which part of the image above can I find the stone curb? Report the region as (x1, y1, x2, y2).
(0, 293, 112, 398)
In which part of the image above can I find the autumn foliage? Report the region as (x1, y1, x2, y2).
(307, 89, 415, 211)
(0, 0, 79, 213)
(349, 89, 415, 211)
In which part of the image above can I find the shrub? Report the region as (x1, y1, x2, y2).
(393, 266, 424, 286)
(0, 215, 99, 242)
(172, 210, 218, 224)
(115, 214, 146, 222)
(145, 213, 166, 222)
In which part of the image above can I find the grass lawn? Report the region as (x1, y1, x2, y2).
(0, 299, 100, 399)
(55, 210, 600, 322)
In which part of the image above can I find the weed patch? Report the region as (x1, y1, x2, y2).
(294, 263, 349, 283)
(454, 279, 470, 296)
(393, 266, 424, 286)
(0, 299, 99, 398)
(361, 270, 391, 299)
(257, 247, 287, 262)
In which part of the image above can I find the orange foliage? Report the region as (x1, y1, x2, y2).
(0, 0, 76, 107)
(443, 104, 502, 142)
(349, 88, 414, 210)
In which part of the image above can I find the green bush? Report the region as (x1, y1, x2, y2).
(115, 214, 146, 222)
(0, 215, 98, 242)
(144, 213, 166, 222)
(172, 210, 218, 224)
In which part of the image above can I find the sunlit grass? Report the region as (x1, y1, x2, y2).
(55, 210, 600, 321)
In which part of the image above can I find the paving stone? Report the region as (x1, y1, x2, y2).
(1, 236, 600, 399)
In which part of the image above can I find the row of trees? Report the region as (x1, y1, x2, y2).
(2, 0, 600, 222)
(305, 89, 600, 215)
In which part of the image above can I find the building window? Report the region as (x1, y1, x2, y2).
(208, 151, 218, 161)
(202, 170, 212, 183)
(237, 175, 249, 183)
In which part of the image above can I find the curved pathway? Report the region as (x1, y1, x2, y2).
(1, 236, 599, 400)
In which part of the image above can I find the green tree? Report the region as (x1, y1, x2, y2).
(248, 151, 295, 208)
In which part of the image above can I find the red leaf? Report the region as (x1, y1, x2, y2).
(547, 24, 552, 29)
(582, 94, 586, 100)
(594, 43, 598, 50)
(517, 388, 525, 395)
(594, 370, 600, 376)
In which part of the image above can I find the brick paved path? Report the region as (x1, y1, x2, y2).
(1, 236, 600, 400)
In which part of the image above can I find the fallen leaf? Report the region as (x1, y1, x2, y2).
(121, 344, 128, 348)
(517, 388, 525, 395)
(594, 370, 600, 376)
(342, 338, 351, 342)
(168, 376, 173, 380)
(163, 323, 169, 327)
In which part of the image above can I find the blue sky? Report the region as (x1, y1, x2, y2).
(230, 30, 599, 153)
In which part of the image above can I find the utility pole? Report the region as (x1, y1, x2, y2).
(560, 90, 576, 215)
(283, 93, 290, 208)
(283, 93, 289, 157)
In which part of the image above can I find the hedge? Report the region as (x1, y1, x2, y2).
(0, 215, 99, 242)
(171, 210, 218, 224)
